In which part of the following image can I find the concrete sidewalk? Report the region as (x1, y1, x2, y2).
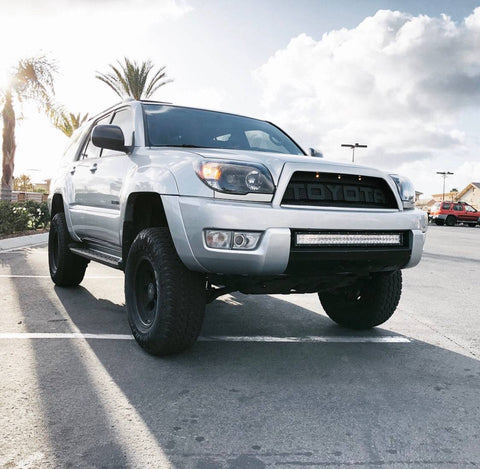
(0, 232, 49, 252)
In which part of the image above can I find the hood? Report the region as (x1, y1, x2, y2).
(188, 148, 377, 183)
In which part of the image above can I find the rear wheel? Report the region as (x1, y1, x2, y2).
(445, 215, 456, 226)
(318, 271, 402, 329)
(125, 227, 206, 356)
(48, 212, 88, 286)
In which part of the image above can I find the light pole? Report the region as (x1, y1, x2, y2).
(341, 143, 367, 163)
(436, 171, 454, 201)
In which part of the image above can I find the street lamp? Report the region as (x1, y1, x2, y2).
(436, 171, 454, 201)
(341, 143, 367, 163)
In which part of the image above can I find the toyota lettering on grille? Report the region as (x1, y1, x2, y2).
(285, 183, 387, 204)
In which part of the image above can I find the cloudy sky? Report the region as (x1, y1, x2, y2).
(1, 0, 479, 198)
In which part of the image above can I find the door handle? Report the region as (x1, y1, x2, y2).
(89, 163, 98, 173)
(70, 166, 76, 175)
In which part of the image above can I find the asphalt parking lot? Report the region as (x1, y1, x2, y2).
(1, 225, 479, 468)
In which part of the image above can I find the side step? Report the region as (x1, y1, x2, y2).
(70, 246, 123, 269)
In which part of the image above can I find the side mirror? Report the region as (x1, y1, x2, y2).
(309, 147, 323, 158)
(92, 125, 127, 152)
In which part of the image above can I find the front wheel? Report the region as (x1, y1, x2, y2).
(48, 212, 88, 287)
(318, 271, 402, 329)
(125, 227, 206, 356)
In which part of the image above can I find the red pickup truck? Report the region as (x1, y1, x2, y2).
(430, 201, 479, 226)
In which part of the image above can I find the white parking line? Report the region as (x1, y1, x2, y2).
(0, 275, 122, 279)
(0, 333, 410, 343)
(0, 333, 133, 340)
(199, 335, 411, 343)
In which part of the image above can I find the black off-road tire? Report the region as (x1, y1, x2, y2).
(125, 227, 206, 356)
(445, 215, 456, 226)
(319, 271, 402, 329)
(48, 212, 88, 287)
(434, 219, 444, 226)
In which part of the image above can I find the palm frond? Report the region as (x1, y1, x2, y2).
(145, 65, 172, 98)
(49, 103, 89, 137)
(96, 57, 172, 100)
(13, 56, 57, 112)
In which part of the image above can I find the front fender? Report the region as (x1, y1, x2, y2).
(119, 166, 179, 222)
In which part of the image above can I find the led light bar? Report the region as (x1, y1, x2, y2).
(296, 233, 403, 246)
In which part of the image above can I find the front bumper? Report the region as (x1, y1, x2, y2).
(162, 195, 427, 275)
(430, 214, 447, 221)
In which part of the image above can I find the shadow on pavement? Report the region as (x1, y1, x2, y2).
(3, 249, 480, 468)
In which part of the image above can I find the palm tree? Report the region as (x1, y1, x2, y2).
(50, 110, 89, 137)
(1, 56, 56, 201)
(95, 57, 172, 100)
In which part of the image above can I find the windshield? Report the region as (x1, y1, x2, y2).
(143, 104, 304, 155)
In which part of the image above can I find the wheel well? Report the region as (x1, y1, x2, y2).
(50, 194, 64, 219)
(446, 215, 457, 226)
(122, 193, 168, 262)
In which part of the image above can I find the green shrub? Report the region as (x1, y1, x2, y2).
(23, 200, 50, 229)
(0, 201, 50, 235)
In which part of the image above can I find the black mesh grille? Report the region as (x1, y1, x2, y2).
(281, 172, 398, 209)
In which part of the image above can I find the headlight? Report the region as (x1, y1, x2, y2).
(195, 160, 275, 195)
(390, 174, 415, 209)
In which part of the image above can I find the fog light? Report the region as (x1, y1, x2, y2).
(204, 230, 262, 250)
(205, 230, 231, 249)
(232, 232, 261, 250)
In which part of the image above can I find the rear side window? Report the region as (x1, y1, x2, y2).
(453, 204, 463, 211)
(442, 203, 451, 210)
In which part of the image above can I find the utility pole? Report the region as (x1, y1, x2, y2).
(341, 143, 367, 163)
(436, 171, 454, 201)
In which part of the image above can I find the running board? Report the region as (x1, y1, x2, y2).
(69, 246, 123, 269)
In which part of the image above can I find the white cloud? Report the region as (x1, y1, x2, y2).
(255, 8, 480, 197)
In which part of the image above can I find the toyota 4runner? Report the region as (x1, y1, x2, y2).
(48, 100, 427, 356)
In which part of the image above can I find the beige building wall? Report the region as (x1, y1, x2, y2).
(457, 183, 480, 208)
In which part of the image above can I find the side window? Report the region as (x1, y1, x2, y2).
(466, 205, 477, 212)
(453, 204, 463, 211)
(102, 107, 134, 157)
(442, 203, 451, 210)
(79, 114, 112, 160)
(61, 126, 88, 163)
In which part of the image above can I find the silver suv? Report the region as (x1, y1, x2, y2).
(48, 100, 427, 355)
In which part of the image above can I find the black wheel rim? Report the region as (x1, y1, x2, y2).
(134, 258, 158, 328)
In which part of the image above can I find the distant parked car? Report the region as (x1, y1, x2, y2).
(429, 201, 479, 226)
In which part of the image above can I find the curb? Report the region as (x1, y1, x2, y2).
(0, 233, 49, 252)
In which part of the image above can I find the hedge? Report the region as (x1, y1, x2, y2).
(0, 201, 50, 236)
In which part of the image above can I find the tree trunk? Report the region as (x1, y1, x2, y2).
(1, 90, 16, 201)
